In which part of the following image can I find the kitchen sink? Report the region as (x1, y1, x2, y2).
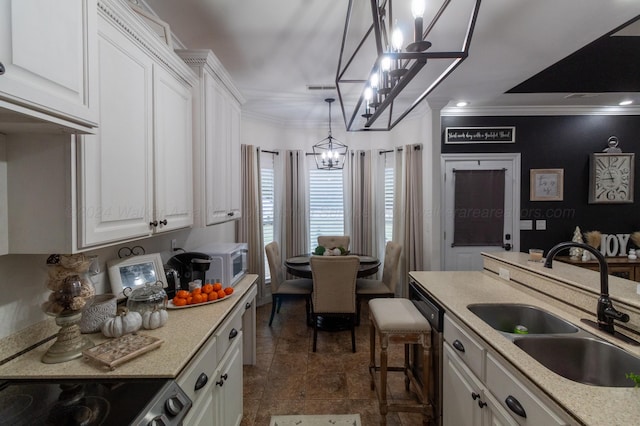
(467, 303, 579, 335)
(513, 336, 640, 387)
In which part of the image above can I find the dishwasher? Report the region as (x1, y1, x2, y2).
(409, 279, 444, 426)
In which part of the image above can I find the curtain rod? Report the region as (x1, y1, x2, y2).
(261, 149, 279, 155)
(378, 145, 421, 155)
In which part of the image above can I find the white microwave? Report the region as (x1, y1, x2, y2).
(194, 242, 248, 287)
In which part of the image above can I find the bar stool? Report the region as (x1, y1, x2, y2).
(369, 298, 433, 425)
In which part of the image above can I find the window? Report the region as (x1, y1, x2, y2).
(261, 152, 275, 280)
(308, 168, 344, 250)
(382, 151, 395, 243)
(384, 164, 394, 242)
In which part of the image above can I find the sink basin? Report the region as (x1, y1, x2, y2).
(467, 303, 579, 334)
(514, 336, 640, 387)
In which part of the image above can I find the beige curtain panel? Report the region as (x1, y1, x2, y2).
(348, 150, 373, 256)
(284, 150, 308, 260)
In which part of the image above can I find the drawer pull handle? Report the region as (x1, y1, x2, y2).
(229, 328, 238, 339)
(194, 372, 208, 391)
(216, 373, 228, 387)
(452, 339, 465, 353)
(505, 395, 527, 418)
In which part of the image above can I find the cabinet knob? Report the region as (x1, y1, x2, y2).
(229, 328, 238, 339)
(159, 219, 168, 226)
(216, 373, 228, 387)
(452, 339, 465, 353)
(505, 395, 527, 418)
(150, 220, 158, 227)
(245, 302, 252, 309)
(194, 372, 208, 391)
(227, 212, 234, 217)
(0, 62, 5, 75)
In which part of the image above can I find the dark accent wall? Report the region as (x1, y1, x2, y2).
(441, 115, 640, 254)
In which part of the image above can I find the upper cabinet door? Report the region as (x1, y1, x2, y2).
(0, 0, 98, 128)
(152, 64, 194, 233)
(77, 15, 154, 248)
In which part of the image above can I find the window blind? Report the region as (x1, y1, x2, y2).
(308, 168, 345, 249)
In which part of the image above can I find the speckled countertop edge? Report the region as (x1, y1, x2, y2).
(409, 270, 640, 426)
(0, 275, 258, 380)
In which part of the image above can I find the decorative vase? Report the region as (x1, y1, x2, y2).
(41, 254, 98, 363)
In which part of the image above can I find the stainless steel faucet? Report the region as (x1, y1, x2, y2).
(543, 241, 630, 334)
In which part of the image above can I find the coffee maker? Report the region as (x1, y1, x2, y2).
(165, 252, 212, 297)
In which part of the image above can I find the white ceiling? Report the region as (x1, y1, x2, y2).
(139, 0, 640, 129)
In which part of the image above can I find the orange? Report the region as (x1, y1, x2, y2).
(208, 291, 218, 301)
(192, 293, 204, 304)
(173, 297, 187, 306)
(212, 283, 223, 292)
(202, 283, 213, 294)
(217, 289, 226, 299)
(186, 296, 193, 305)
(192, 287, 202, 295)
(176, 290, 189, 298)
(224, 287, 234, 295)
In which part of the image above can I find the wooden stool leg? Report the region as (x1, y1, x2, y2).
(369, 319, 376, 390)
(379, 335, 388, 426)
(404, 343, 411, 391)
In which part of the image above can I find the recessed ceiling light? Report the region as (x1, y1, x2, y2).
(456, 101, 468, 107)
(619, 100, 633, 106)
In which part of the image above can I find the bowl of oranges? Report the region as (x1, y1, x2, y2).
(168, 282, 234, 309)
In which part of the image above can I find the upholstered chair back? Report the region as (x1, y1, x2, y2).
(310, 255, 359, 313)
(265, 241, 284, 292)
(317, 235, 351, 250)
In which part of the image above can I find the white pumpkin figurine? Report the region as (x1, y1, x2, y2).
(142, 306, 169, 330)
(101, 307, 142, 338)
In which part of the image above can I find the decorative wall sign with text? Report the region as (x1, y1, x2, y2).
(445, 127, 516, 144)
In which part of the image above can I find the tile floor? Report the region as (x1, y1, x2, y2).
(241, 298, 427, 426)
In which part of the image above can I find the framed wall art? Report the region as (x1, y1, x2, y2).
(530, 169, 564, 201)
(107, 253, 167, 299)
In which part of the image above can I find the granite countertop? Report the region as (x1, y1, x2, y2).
(0, 275, 258, 380)
(409, 270, 640, 426)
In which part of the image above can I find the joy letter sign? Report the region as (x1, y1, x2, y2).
(599, 234, 630, 257)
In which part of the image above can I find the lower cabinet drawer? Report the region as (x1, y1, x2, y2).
(486, 353, 568, 426)
(215, 305, 243, 361)
(444, 314, 485, 379)
(177, 334, 217, 404)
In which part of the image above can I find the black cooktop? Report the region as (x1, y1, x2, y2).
(0, 379, 171, 426)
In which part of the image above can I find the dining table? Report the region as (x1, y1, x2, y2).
(284, 253, 381, 279)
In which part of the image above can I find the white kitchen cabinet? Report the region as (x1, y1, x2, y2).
(443, 314, 569, 426)
(5, 0, 197, 253)
(78, 1, 195, 248)
(151, 63, 194, 233)
(0, 0, 98, 133)
(179, 285, 251, 426)
(78, 11, 154, 247)
(177, 50, 244, 227)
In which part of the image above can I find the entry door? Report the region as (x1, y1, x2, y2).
(442, 154, 520, 270)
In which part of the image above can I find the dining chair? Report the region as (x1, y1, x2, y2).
(265, 241, 313, 326)
(355, 241, 402, 325)
(309, 255, 360, 352)
(317, 235, 351, 250)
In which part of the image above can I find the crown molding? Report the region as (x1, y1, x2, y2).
(441, 105, 640, 116)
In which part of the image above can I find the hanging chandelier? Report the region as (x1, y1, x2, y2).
(313, 98, 348, 170)
(336, 0, 481, 131)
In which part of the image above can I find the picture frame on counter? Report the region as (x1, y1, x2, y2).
(530, 168, 564, 201)
(107, 253, 167, 299)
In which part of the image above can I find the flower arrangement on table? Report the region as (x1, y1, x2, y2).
(313, 245, 349, 256)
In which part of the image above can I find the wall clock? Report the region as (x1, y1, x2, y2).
(588, 153, 635, 203)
